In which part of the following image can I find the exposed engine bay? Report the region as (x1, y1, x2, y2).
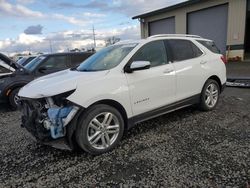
(20, 92, 79, 143)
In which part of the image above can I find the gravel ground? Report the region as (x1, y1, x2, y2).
(0, 87, 250, 188)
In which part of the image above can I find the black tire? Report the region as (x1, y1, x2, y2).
(75, 104, 124, 155)
(9, 88, 21, 111)
(199, 79, 220, 111)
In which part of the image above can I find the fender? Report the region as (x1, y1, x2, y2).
(3, 81, 29, 97)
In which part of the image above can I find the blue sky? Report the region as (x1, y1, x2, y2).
(0, 0, 185, 54)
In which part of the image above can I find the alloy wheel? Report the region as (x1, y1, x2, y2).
(14, 93, 20, 106)
(87, 112, 120, 150)
(205, 83, 219, 108)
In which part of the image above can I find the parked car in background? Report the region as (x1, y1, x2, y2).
(0, 53, 16, 78)
(16, 56, 36, 66)
(18, 35, 227, 155)
(0, 52, 94, 109)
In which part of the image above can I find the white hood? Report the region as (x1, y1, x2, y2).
(19, 69, 109, 99)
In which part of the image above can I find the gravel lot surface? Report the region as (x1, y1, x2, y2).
(0, 87, 250, 187)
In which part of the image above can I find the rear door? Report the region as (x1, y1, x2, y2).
(125, 40, 176, 116)
(166, 39, 205, 101)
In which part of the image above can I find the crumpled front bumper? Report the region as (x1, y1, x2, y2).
(19, 98, 80, 151)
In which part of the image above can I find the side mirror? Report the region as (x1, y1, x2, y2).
(125, 61, 150, 73)
(38, 66, 47, 73)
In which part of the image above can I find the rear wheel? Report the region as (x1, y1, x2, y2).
(75, 104, 124, 155)
(199, 79, 220, 111)
(9, 88, 21, 110)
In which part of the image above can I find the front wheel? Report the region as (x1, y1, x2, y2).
(9, 88, 21, 111)
(199, 79, 220, 111)
(75, 104, 124, 155)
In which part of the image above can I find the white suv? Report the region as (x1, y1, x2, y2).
(19, 35, 227, 155)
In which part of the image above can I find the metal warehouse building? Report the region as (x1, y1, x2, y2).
(133, 0, 249, 60)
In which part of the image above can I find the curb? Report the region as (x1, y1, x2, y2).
(226, 77, 250, 88)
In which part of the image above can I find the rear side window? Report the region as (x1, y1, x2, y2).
(132, 40, 168, 67)
(71, 54, 92, 67)
(197, 40, 220, 54)
(167, 39, 203, 62)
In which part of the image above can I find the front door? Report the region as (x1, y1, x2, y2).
(125, 40, 176, 116)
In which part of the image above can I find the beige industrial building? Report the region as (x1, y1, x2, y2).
(133, 0, 249, 60)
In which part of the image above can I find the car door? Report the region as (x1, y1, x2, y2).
(37, 55, 70, 75)
(166, 39, 204, 101)
(125, 40, 176, 116)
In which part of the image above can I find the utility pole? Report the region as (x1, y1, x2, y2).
(49, 39, 52, 53)
(92, 25, 96, 49)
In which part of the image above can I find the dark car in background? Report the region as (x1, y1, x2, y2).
(0, 53, 16, 77)
(16, 56, 37, 66)
(0, 51, 94, 109)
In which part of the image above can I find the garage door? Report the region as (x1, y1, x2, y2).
(188, 4, 228, 54)
(149, 17, 175, 36)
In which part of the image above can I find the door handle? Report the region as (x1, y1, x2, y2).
(163, 69, 174, 74)
(200, 60, 207, 65)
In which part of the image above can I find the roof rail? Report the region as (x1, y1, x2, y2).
(147, 34, 202, 39)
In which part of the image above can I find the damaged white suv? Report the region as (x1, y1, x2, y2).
(19, 35, 227, 155)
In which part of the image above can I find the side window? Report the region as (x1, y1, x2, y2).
(132, 40, 168, 67)
(167, 39, 202, 62)
(71, 54, 92, 67)
(197, 40, 220, 54)
(191, 42, 203, 57)
(41, 55, 69, 69)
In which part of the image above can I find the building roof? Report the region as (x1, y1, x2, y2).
(132, 0, 204, 19)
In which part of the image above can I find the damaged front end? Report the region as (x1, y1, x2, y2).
(19, 90, 80, 150)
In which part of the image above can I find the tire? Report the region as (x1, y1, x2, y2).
(9, 88, 21, 111)
(75, 104, 125, 155)
(199, 79, 220, 111)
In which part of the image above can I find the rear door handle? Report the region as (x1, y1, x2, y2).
(200, 60, 207, 65)
(163, 69, 174, 74)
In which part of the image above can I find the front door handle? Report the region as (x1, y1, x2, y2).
(163, 69, 174, 74)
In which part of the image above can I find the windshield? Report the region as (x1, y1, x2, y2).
(25, 55, 46, 71)
(17, 57, 27, 65)
(77, 43, 138, 72)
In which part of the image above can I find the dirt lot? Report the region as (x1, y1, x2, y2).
(0, 87, 250, 188)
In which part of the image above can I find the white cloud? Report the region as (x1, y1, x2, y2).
(50, 0, 187, 17)
(0, 0, 96, 26)
(16, 0, 35, 4)
(52, 14, 89, 26)
(113, 0, 187, 16)
(0, 0, 44, 18)
(0, 25, 140, 54)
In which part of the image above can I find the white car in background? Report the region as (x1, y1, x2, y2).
(19, 34, 227, 155)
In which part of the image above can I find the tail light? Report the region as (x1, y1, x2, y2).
(220, 55, 227, 64)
